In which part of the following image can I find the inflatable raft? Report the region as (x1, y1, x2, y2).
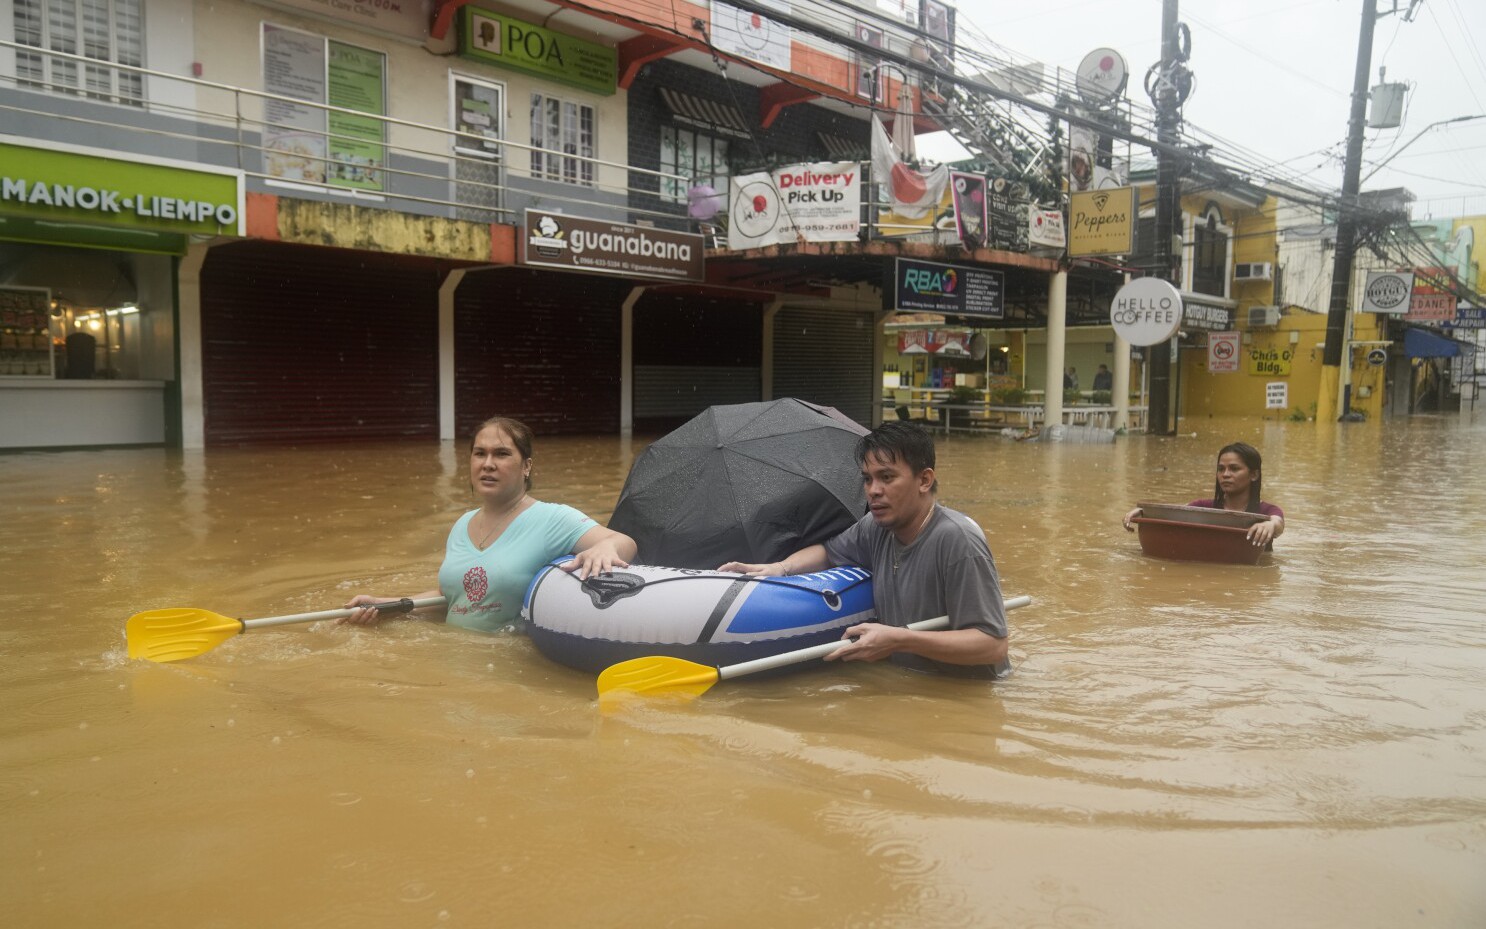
(523, 561, 874, 673)
(1131, 502, 1271, 565)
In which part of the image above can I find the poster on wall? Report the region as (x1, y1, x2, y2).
(987, 177, 1030, 252)
(263, 24, 328, 184)
(326, 41, 386, 191)
(1207, 330, 1240, 373)
(950, 173, 986, 248)
(710, 1, 791, 71)
(727, 163, 860, 249)
(262, 25, 387, 191)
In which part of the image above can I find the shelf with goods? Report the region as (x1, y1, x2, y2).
(0, 288, 56, 378)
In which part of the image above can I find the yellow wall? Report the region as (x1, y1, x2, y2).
(1179, 310, 1386, 420)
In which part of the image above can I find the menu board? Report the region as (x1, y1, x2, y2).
(987, 176, 1030, 252)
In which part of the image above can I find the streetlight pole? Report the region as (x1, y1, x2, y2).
(1359, 113, 1486, 185)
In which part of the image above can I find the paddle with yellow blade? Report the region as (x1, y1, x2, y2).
(125, 596, 447, 663)
(597, 594, 1031, 699)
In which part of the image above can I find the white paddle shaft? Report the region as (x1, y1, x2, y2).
(716, 594, 1032, 681)
(241, 597, 447, 631)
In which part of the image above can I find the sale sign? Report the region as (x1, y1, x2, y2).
(1207, 331, 1240, 373)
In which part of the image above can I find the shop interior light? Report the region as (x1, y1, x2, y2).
(87, 318, 102, 331)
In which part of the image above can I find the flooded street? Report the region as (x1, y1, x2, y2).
(4, 416, 1484, 928)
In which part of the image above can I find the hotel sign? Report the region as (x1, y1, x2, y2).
(522, 210, 704, 282)
(0, 139, 243, 237)
(461, 7, 616, 95)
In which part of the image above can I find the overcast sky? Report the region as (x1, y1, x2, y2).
(917, 0, 1486, 220)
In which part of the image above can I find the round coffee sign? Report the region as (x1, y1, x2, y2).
(1110, 277, 1183, 346)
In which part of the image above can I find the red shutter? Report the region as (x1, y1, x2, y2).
(454, 270, 627, 437)
(200, 241, 440, 445)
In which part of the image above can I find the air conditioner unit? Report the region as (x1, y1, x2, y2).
(1234, 261, 1273, 282)
(1247, 305, 1281, 328)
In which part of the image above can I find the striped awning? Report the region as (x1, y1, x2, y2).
(658, 87, 751, 138)
(817, 131, 867, 160)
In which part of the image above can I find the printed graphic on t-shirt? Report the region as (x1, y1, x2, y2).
(464, 566, 488, 604)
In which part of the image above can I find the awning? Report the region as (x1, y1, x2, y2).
(1179, 290, 1237, 331)
(817, 132, 867, 161)
(658, 87, 751, 138)
(1404, 326, 1464, 358)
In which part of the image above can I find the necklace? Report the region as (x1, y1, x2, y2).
(475, 495, 528, 549)
(892, 504, 936, 571)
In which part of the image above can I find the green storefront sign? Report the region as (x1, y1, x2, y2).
(0, 141, 243, 253)
(460, 7, 616, 96)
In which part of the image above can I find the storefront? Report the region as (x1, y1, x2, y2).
(0, 139, 243, 449)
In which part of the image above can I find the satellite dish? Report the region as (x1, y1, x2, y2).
(969, 332, 988, 361)
(1076, 48, 1128, 105)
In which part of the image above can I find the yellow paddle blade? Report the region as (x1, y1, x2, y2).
(596, 655, 721, 699)
(126, 608, 245, 663)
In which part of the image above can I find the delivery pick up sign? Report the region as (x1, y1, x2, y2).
(1110, 277, 1182, 346)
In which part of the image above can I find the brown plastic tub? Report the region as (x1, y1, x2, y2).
(1131, 502, 1270, 565)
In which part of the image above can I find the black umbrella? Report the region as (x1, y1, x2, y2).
(610, 399, 870, 570)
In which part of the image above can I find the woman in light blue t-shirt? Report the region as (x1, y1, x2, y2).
(342, 417, 636, 634)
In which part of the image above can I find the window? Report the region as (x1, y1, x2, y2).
(659, 126, 730, 203)
(530, 93, 595, 186)
(14, 0, 144, 105)
(1191, 222, 1229, 297)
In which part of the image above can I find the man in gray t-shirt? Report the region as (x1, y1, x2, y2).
(720, 421, 1010, 678)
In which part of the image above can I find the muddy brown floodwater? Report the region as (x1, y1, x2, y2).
(3, 415, 1484, 927)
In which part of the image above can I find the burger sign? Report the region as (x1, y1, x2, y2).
(1360, 271, 1414, 315)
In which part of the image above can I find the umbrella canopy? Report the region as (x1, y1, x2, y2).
(609, 399, 870, 570)
(892, 81, 916, 160)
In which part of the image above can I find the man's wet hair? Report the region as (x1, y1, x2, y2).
(856, 421, 938, 492)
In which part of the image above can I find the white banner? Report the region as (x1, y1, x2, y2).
(728, 163, 860, 249)
(710, 1, 791, 71)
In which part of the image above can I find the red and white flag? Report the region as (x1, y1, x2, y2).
(870, 114, 949, 220)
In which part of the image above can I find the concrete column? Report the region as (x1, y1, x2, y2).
(761, 299, 783, 401)
(874, 309, 893, 427)
(1113, 333, 1131, 431)
(1044, 270, 1068, 430)
(176, 242, 210, 450)
(437, 269, 467, 441)
(620, 286, 647, 433)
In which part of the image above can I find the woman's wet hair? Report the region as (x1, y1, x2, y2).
(472, 416, 534, 490)
(1213, 441, 1262, 511)
(857, 421, 938, 493)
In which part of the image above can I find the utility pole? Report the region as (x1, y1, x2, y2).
(1148, 0, 1186, 436)
(1319, 0, 1378, 423)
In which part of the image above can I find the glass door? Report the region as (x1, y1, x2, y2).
(450, 73, 505, 223)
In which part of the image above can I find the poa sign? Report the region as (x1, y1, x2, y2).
(1110, 277, 1182, 346)
(1207, 330, 1240, 373)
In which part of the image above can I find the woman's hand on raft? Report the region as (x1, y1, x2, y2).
(1245, 515, 1283, 547)
(1122, 507, 1142, 531)
(559, 531, 634, 580)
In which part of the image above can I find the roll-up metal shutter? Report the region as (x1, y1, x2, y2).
(454, 270, 628, 437)
(632, 294, 761, 432)
(200, 241, 440, 446)
(772, 306, 875, 426)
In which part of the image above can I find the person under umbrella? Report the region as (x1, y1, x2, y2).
(720, 421, 1010, 678)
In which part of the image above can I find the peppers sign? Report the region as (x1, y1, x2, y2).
(1360, 271, 1413, 314)
(1110, 277, 1182, 346)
